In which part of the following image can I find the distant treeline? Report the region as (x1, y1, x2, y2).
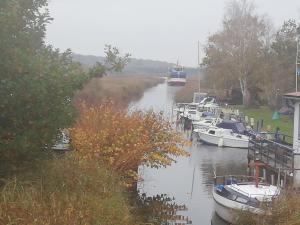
(72, 53, 199, 76)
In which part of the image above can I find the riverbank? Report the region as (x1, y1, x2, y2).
(1, 76, 187, 225)
(235, 106, 293, 136)
(174, 76, 200, 103)
(174, 78, 293, 136)
(236, 190, 300, 225)
(75, 75, 164, 105)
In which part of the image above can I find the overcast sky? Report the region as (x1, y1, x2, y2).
(46, 0, 300, 67)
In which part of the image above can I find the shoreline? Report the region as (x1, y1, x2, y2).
(74, 75, 164, 105)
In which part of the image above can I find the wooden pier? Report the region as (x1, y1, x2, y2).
(247, 134, 298, 186)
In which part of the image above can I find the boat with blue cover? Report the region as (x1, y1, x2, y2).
(167, 64, 186, 86)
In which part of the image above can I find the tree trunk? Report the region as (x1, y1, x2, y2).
(239, 77, 251, 107)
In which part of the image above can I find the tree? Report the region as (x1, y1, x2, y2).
(202, 0, 269, 106)
(88, 45, 130, 77)
(69, 103, 188, 184)
(271, 20, 300, 93)
(0, 0, 129, 173)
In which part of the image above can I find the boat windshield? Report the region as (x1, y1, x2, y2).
(235, 122, 246, 134)
(189, 105, 197, 110)
(188, 110, 196, 114)
(216, 185, 260, 207)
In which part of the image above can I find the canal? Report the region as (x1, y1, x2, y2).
(130, 81, 249, 225)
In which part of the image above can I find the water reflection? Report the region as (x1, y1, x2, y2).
(135, 193, 192, 225)
(132, 82, 248, 225)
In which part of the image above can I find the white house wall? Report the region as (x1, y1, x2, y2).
(293, 102, 300, 152)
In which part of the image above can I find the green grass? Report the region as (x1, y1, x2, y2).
(235, 106, 293, 136)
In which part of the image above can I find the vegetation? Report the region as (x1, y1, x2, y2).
(174, 76, 200, 103)
(236, 191, 300, 225)
(0, 0, 186, 224)
(70, 103, 189, 184)
(72, 53, 199, 76)
(75, 75, 164, 105)
(0, 155, 136, 225)
(0, 103, 188, 224)
(0, 0, 129, 173)
(202, 0, 300, 107)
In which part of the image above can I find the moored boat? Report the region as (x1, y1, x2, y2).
(167, 64, 186, 86)
(198, 127, 249, 148)
(213, 174, 280, 224)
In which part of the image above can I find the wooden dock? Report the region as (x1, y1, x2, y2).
(247, 134, 297, 186)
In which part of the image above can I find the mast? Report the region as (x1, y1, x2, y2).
(296, 37, 300, 92)
(198, 41, 201, 92)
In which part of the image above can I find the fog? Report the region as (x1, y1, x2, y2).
(46, 0, 300, 67)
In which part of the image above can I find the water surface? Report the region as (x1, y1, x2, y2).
(130, 82, 248, 225)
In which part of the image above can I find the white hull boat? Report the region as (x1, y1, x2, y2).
(198, 127, 249, 148)
(213, 175, 280, 224)
(167, 77, 186, 86)
(167, 64, 186, 86)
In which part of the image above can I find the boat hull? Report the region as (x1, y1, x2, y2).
(213, 189, 261, 224)
(199, 132, 249, 148)
(167, 78, 186, 86)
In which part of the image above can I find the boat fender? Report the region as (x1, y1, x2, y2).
(218, 138, 224, 147)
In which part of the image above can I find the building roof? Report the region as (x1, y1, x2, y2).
(284, 92, 300, 100)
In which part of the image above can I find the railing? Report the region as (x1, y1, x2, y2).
(213, 174, 263, 186)
(213, 174, 278, 206)
(248, 136, 294, 172)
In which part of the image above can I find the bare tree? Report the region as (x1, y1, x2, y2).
(202, 0, 269, 106)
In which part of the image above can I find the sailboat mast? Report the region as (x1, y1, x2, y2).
(296, 37, 299, 92)
(198, 41, 201, 92)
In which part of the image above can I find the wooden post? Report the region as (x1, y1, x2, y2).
(271, 174, 275, 185)
(263, 168, 266, 181)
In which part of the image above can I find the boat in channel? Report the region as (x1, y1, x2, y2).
(195, 120, 250, 148)
(213, 172, 280, 224)
(167, 64, 187, 86)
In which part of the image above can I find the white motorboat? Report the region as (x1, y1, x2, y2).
(182, 103, 201, 121)
(213, 174, 280, 224)
(193, 117, 221, 131)
(198, 127, 249, 148)
(198, 97, 219, 108)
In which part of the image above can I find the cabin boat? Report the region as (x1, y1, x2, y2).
(182, 103, 201, 121)
(193, 117, 221, 132)
(193, 92, 208, 104)
(167, 65, 186, 86)
(213, 174, 280, 224)
(198, 127, 249, 148)
(216, 120, 247, 135)
(198, 97, 219, 108)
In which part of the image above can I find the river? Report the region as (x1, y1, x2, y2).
(130, 81, 249, 225)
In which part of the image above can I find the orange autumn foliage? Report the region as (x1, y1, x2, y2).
(70, 102, 188, 179)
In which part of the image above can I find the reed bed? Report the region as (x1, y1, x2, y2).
(75, 75, 163, 105)
(174, 76, 210, 103)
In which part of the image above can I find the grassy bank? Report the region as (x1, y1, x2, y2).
(75, 75, 164, 105)
(235, 106, 293, 136)
(174, 76, 201, 103)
